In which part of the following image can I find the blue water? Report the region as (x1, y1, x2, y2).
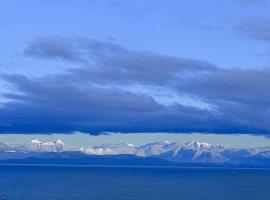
(0, 165, 270, 200)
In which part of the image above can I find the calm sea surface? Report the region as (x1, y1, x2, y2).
(0, 165, 269, 200)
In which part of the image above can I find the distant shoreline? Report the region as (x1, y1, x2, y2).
(0, 163, 269, 170)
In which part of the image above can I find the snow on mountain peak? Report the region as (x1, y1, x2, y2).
(27, 139, 64, 152)
(55, 140, 64, 145)
(184, 141, 225, 150)
(185, 141, 210, 149)
(126, 143, 135, 147)
(31, 139, 42, 144)
(2, 139, 270, 166)
(81, 143, 136, 155)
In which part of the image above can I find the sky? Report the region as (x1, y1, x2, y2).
(1, 0, 270, 145)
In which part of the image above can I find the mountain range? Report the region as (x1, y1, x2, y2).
(0, 139, 270, 168)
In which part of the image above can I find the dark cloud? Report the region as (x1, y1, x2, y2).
(176, 69, 270, 133)
(24, 36, 88, 63)
(0, 74, 221, 134)
(178, 69, 270, 106)
(1, 36, 270, 135)
(24, 36, 217, 85)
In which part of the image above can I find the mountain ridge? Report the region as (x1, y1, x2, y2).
(1, 140, 270, 167)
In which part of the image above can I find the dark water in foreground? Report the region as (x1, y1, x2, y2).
(0, 165, 270, 200)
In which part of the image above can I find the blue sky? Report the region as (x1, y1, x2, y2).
(1, 0, 270, 72)
(1, 0, 270, 143)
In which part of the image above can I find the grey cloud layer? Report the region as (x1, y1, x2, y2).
(1, 36, 270, 134)
(25, 37, 217, 85)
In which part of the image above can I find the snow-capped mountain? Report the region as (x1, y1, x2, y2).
(80, 143, 136, 155)
(184, 141, 225, 150)
(80, 141, 228, 163)
(0, 139, 270, 167)
(19, 139, 64, 152)
(135, 141, 174, 157)
(79, 141, 270, 165)
(158, 141, 228, 163)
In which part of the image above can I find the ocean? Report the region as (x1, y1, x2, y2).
(0, 165, 269, 200)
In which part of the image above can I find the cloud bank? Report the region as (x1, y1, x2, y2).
(1, 36, 270, 135)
